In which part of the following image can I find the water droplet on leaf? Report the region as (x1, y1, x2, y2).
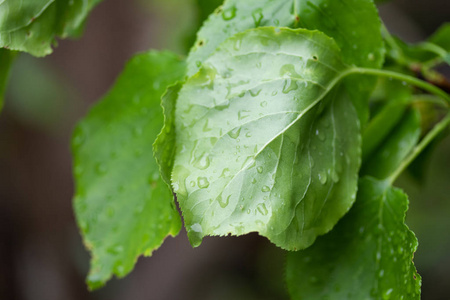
(197, 177, 210, 189)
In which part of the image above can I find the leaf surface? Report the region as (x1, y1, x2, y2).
(0, 0, 102, 56)
(286, 177, 421, 300)
(187, 0, 384, 124)
(188, 0, 383, 74)
(173, 28, 360, 250)
(72, 51, 185, 289)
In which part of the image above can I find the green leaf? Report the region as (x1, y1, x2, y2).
(195, 0, 224, 26)
(429, 23, 450, 64)
(188, 0, 383, 74)
(187, 0, 384, 125)
(386, 23, 450, 67)
(362, 79, 413, 162)
(72, 51, 185, 290)
(286, 177, 421, 300)
(154, 82, 184, 186)
(362, 107, 421, 179)
(429, 23, 450, 52)
(0, 48, 16, 111)
(172, 27, 361, 250)
(0, 0, 102, 56)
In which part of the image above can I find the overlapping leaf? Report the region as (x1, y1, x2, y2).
(188, 0, 383, 74)
(72, 51, 184, 289)
(0, 0, 102, 56)
(187, 0, 384, 124)
(172, 27, 361, 250)
(286, 177, 421, 299)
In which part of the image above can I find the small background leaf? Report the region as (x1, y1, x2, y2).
(72, 51, 185, 289)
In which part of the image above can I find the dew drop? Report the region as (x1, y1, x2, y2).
(257, 203, 268, 215)
(190, 223, 203, 233)
(222, 6, 236, 20)
(220, 168, 231, 177)
(250, 88, 262, 97)
(228, 127, 241, 139)
(197, 177, 210, 189)
(217, 194, 231, 208)
(315, 129, 325, 141)
(193, 153, 210, 170)
(318, 171, 327, 184)
(282, 79, 298, 94)
(233, 38, 242, 50)
(251, 8, 263, 27)
(261, 185, 270, 192)
(238, 110, 251, 120)
(260, 101, 268, 107)
(257, 166, 263, 173)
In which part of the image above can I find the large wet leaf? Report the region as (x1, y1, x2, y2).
(187, 0, 384, 124)
(0, 48, 16, 111)
(0, 0, 102, 56)
(172, 28, 361, 250)
(286, 177, 421, 299)
(72, 51, 185, 290)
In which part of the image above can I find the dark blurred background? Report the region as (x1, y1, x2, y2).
(0, 0, 449, 299)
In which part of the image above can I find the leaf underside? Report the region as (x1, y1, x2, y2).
(286, 177, 421, 300)
(172, 27, 361, 250)
(72, 51, 185, 290)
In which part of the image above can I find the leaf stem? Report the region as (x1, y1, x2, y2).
(387, 114, 450, 184)
(411, 94, 449, 109)
(351, 67, 450, 106)
(415, 42, 448, 59)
